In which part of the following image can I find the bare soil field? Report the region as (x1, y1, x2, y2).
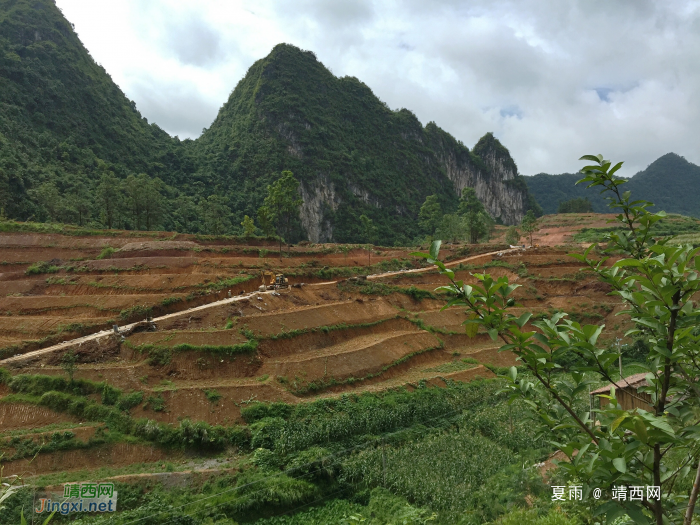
(0, 218, 630, 478)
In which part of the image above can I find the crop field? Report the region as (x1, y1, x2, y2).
(0, 217, 636, 523)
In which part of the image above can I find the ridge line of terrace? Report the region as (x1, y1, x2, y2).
(0, 248, 519, 365)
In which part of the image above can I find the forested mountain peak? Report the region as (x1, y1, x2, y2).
(525, 152, 700, 217)
(0, 2, 537, 243)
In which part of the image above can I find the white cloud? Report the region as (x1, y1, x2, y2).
(55, 0, 700, 175)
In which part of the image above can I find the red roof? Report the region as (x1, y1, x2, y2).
(590, 372, 649, 395)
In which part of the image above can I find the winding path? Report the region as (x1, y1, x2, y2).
(0, 248, 519, 366)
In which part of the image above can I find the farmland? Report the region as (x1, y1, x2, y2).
(0, 216, 640, 523)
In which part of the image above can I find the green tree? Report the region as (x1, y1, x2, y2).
(436, 214, 467, 243)
(558, 197, 594, 213)
(458, 188, 489, 243)
(417, 154, 700, 525)
(257, 206, 275, 237)
(141, 176, 164, 231)
(122, 174, 145, 230)
(241, 215, 256, 236)
(60, 350, 78, 383)
(97, 171, 121, 229)
(29, 182, 62, 222)
(170, 194, 200, 233)
(201, 194, 232, 235)
(520, 209, 538, 246)
(65, 188, 91, 226)
(419, 194, 443, 240)
(360, 214, 378, 266)
(505, 226, 520, 245)
(260, 171, 303, 257)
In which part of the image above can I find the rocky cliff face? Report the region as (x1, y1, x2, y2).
(299, 174, 339, 243)
(424, 127, 527, 226)
(296, 129, 528, 242)
(201, 44, 534, 244)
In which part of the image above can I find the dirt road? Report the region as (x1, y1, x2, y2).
(0, 248, 518, 366)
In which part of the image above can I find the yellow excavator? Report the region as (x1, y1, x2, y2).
(259, 270, 289, 291)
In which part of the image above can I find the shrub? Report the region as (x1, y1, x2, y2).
(145, 394, 166, 412)
(117, 391, 144, 411)
(147, 347, 172, 366)
(241, 402, 293, 423)
(96, 246, 115, 259)
(101, 384, 121, 405)
(25, 261, 60, 275)
(204, 389, 222, 404)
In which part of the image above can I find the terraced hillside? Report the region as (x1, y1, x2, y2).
(0, 221, 627, 497)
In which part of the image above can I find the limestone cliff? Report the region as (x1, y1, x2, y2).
(200, 44, 537, 244)
(425, 127, 527, 226)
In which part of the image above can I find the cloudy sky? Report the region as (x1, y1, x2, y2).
(55, 0, 700, 176)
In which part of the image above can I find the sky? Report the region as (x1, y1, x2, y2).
(55, 0, 700, 176)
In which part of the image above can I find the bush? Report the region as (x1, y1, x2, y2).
(242, 402, 294, 423)
(205, 389, 222, 404)
(250, 417, 286, 449)
(117, 391, 144, 411)
(9, 374, 103, 397)
(96, 246, 115, 259)
(25, 261, 60, 275)
(101, 384, 121, 405)
(145, 394, 166, 412)
(557, 197, 593, 214)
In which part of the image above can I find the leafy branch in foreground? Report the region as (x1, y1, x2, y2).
(414, 154, 700, 525)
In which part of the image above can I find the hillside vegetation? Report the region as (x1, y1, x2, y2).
(526, 153, 700, 216)
(0, 222, 619, 524)
(0, 0, 538, 246)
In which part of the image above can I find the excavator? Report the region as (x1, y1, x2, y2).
(259, 270, 289, 291)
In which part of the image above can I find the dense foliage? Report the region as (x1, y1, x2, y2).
(557, 198, 593, 214)
(0, 369, 563, 524)
(423, 153, 700, 524)
(0, 0, 539, 245)
(527, 153, 700, 217)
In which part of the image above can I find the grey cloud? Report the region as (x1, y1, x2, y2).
(164, 16, 224, 67)
(59, 0, 700, 175)
(275, 0, 374, 27)
(129, 78, 219, 139)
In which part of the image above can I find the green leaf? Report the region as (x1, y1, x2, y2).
(429, 240, 442, 260)
(614, 259, 643, 267)
(634, 418, 648, 443)
(487, 328, 499, 341)
(623, 502, 651, 524)
(612, 457, 627, 473)
(516, 312, 532, 328)
(507, 366, 517, 382)
(579, 154, 603, 163)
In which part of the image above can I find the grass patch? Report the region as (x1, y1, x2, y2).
(205, 389, 222, 404)
(96, 246, 116, 259)
(144, 394, 166, 412)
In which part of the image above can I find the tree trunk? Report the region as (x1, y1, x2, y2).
(684, 459, 700, 525)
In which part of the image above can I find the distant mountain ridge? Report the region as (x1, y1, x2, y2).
(525, 153, 700, 217)
(0, 0, 538, 244)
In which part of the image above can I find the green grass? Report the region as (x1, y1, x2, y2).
(204, 389, 222, 404)
(423, 357, 479, 373)
(96, 246, 116, 259)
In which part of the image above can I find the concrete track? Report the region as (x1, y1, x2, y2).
(0, 248, 518, 366)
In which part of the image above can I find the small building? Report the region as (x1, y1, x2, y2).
(590, 373, 653, 412)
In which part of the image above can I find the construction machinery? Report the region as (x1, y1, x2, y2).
(259, 270, 289, 291)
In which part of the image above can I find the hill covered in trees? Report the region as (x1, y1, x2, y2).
(0, 0, 539, 245)
(526, 153, 700, 216)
